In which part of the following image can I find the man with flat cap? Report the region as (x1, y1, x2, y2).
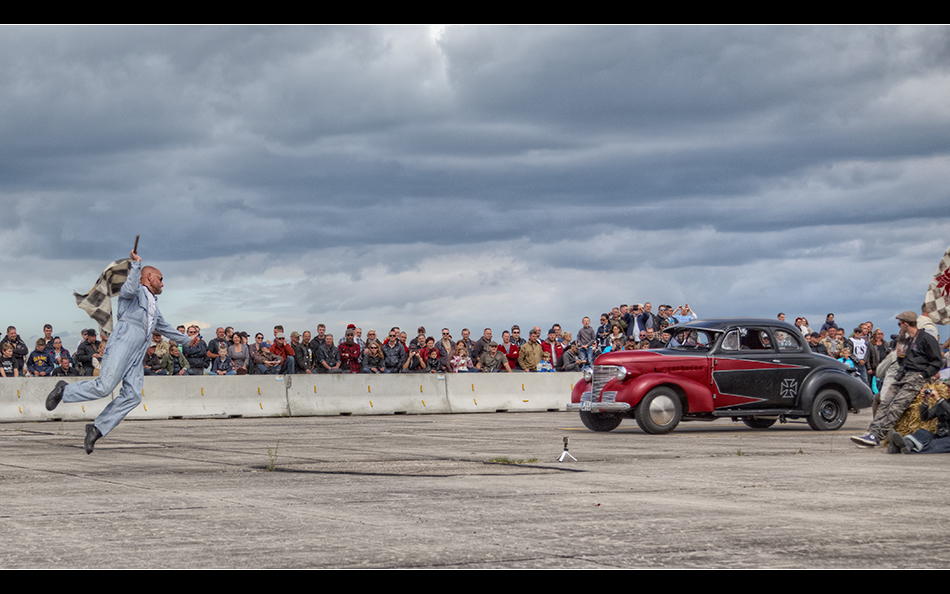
(851, 310, 943, 449)
(45, 249, 198, 454)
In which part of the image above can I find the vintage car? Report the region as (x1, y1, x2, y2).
(567, 318, 874, 434)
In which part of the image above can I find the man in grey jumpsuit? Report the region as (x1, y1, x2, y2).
(45, 250, 197, 454)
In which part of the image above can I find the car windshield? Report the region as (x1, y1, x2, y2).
(666, 329, 719, 351)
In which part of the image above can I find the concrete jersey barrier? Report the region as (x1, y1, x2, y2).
(0, 373, 582, 423)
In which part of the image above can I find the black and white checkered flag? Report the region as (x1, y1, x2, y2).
(924, 244, 950, 326)
(73, 258, 133, 339)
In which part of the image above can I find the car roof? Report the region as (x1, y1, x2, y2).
(666, 318, 802, 334)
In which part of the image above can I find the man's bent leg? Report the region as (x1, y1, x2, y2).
(93, 363, 145, 437)
(867, 373, 926, 440)
(62, 324, 142, 406)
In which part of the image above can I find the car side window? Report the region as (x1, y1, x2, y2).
(774, 329, 802, 352)
(731, 328, 773, 351)
(721, 330, 740, 351)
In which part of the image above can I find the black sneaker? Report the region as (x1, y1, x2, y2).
(46, 381, 68, 411)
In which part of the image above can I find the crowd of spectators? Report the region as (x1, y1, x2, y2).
(2, 303, 947, 390)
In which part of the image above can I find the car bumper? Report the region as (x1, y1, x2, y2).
(567, 391, 631, 413)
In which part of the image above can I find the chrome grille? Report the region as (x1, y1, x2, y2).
(592, 365, 618, 400)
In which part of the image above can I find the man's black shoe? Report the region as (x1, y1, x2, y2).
(46, 381, 68, 411)
(84, 424, 101, 455)
(888, 429, 911, 455)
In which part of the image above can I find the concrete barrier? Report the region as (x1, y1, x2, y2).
(445, 372, 579, 413)
(0, 377, 112, 423)
(287, 373, 451, 416)
(1, 372, 578, 423)
(124, 375, 290, 420)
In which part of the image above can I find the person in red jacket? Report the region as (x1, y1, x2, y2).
(542, 328, 564, 370)
(269, 333, 296, 374)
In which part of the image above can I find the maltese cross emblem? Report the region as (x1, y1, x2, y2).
(780, 379, 798, 399)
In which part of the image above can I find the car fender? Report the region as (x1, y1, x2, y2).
(615, 373, 714, 413)
(571, 378, 591, 403)
(800, 367, 874, 411)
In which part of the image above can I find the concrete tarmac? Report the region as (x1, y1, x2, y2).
(2, 409, 948, 568)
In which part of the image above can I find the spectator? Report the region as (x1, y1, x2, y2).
(542, 328, 564, 369)
(820, 313, 839, 334)
(471, 328, 493, 362)
(451, 341, 474, 373)
(162, 343, 190, 376)
(143, 344, 167, 375)
(576, 317, 596, 366)
(382, 329, 407, 373)
(866, 328, 890, 388)
(560, 342, 585, 372)
(595, 314, 612, 351)
(74, 330, 101, 376)
(888, 389, 950, 454)
(518, 329, 543, 372)
(402, 345, 426, 373)
(310, 324, 327, 354)
(339, 329, 362, 374)
(151, 331, 170, 359)
(270, 333, 296, 374)
(27, 339, 54, 377)
(51, 355, 79, 377)
(1, 342, 19, 378)
(48, 337, 71, 367)
(316, 334, 343, 373)
(851, 311, 943, 448)
(206, 327, 228, 365)
(182, 326, 208, 375)
(509, 325, 525, 347)
(1, 326, 29, 376)
(424, 348, 445, 373)
(807, 332, 829, 356)
(477, 342, 511, 372)
(291, 331, 312, 374)
(537, 351, 555, 372)
(499, 330, 520, 372)
(361, 342, 385, 374)
(229, 333, 250, 375)
(436, 328, 455, 370)
(210, 344, 236, 376)
(457, 329, 475, 360)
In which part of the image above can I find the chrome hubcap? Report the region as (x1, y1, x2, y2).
(650, 395, 676, 426)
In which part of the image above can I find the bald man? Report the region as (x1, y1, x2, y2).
(46, 250, 197, 454)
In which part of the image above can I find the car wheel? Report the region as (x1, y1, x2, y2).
(807, 389, 847, 431)
(742, 417, 777, 429)
(634, 387, 682, 434)
(579, 411, 623, 432)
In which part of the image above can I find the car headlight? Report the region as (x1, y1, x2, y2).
(583, 368, 593, 382)
(616, 366, 627, 381)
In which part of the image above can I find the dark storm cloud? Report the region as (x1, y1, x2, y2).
(1, 25, 948, 337)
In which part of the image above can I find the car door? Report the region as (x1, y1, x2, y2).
(710, 326, 811, 410)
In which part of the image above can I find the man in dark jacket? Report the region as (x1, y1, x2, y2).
(1, 326, 29, 376)
(381, 330, 407, 373)
(852, 311, 943, 448)
(74, 329, 102, 376)
(182, 325, 208, 375)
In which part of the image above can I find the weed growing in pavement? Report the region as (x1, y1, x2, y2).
(266, 440, 280, 471)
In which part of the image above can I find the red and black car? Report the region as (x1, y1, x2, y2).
(567, 318, 874, 434)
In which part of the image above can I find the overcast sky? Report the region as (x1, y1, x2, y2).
(1, 25, 948, 345)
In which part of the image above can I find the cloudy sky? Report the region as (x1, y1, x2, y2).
(1, 25, 948, 345)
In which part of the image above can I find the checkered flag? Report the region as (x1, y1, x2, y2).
(73, 258, 133, 338)
(924, 244, 950, 326)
